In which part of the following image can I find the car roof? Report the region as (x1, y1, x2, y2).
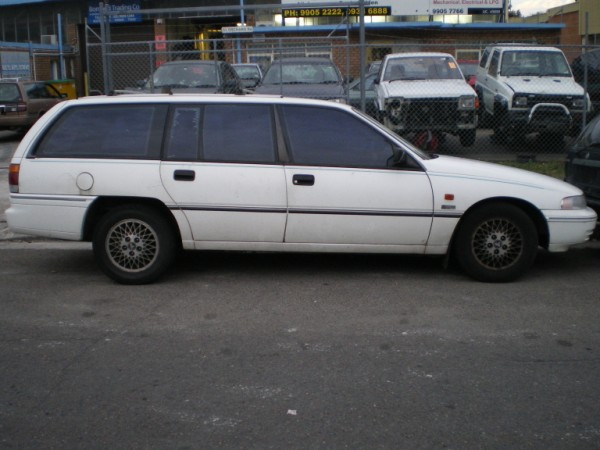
(158, 60, 226, 66)
(59, 93, 354, 109)
(384, 52, 454, 59)
(486, 45, 562, 52)
(270, 57, 333, 64)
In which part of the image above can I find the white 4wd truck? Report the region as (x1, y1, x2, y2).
(476, 45, 589, 143)
(374, 52, 478, 151)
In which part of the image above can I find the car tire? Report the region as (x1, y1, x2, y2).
(459, 129, 476, 147)
(453, 203, 538, 282)
(92, 205, 177, 285)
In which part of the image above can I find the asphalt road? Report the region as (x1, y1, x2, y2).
(1, 130, 600, 448)
(1, 245, 600, 448)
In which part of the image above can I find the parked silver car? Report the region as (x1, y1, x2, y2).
(132, 60, 244, 94)
(254, 57, 346, 103)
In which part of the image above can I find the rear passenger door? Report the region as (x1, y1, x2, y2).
(160, 103, 287, 243)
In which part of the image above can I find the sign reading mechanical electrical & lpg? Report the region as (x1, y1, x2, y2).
(282, 0, 504, 15)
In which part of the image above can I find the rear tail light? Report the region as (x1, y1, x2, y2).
(8, 164, 19, 193)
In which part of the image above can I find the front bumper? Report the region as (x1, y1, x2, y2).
(383, 98, 477, 133)
(544, 207, 597, 251)
(507, 103, 584, 134)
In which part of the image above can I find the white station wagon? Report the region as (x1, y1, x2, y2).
(6, 94, 597, 284)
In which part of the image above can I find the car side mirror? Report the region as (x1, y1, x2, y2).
(374, 78, 380, 85)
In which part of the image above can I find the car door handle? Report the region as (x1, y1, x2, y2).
(292, 174, 315, 186)
(173, 169, 195, 181)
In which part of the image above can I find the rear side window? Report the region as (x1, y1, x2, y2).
(488, 50, 500, 77)
(34, 105, 167, 159)
(25, 83, 60, 99)
(165, 103, 276, 163)
(0, 83, 21, 102)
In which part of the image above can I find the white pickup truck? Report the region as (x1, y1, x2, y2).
(475, 44, 589, 144)
(374, 52, 478, 151)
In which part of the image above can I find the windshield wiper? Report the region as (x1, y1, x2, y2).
(389, 77, 424, 82)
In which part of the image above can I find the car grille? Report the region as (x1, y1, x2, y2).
(405, 99, 459, 129)
(513, 94, 576, 109)
(568, 158, 600, 199)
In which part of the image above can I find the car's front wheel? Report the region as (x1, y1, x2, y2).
(92, 205, 177, 284)
(453, 203, 538, 282)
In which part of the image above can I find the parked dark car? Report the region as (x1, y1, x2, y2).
(0, 80, 65, 132)
(232, 63, 263, 89)
(367, 60, 381, 73)
(133, 60, 244, 94)
(571, 49, 600, 116)
(254, 57, 346, 103)
(348, 71, 378, 117)
(565, 113, 600, 212)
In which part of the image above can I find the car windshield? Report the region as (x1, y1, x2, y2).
(500, 50, 571, 77)
(234, 65, 260, 78)
(262, 62, 341, 85)
(458, 62, 478, 77)
(383, 56, 464, 81)
(150, 63, 217, 88)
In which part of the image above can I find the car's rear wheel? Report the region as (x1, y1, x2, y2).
(92, 205, 177, 284)
(454, 203, 538, 282)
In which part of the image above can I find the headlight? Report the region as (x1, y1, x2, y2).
(561, 195, 587, 210)
(458, 96, 476, 110)
(573, 97, 585, 108)
(385, 97, 405, 119)
(514, 96, 528, 107)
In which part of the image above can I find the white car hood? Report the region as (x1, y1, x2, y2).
(501, 76, 585, 96)
(423, 155, 582, 199)
(380, 79, 474, 99)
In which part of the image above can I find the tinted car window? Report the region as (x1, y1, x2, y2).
(165, 104, 276, 163)
(35, 105, 167, 159)
(575, 114, 600, 148)
(262, 61, 341, 84)
(203, 104, 276, 163)
(0, 83, 21, 102)
(489, 51, 500, 76)
(281, 105, 393, 168)
(25, 82, 60, 99)
(479, 48, 490, 68)
(151, 63, 217, 89)
(165, 106, 202, 160)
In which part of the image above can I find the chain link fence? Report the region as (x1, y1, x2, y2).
(85, 33, 600, 159)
